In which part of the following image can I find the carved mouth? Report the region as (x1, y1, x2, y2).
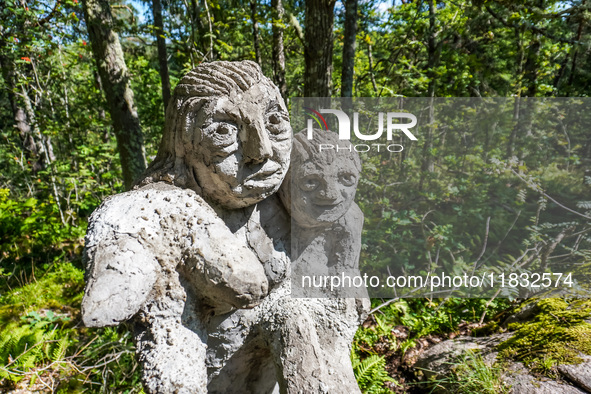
(242, 173, 282, 191)
(313, 200, 342, 207)
(242, 161, 283, 187)
(244, 168, 280, 182)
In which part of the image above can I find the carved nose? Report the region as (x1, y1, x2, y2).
(318, 184, 340, 201)
(243, 119, 273, 164)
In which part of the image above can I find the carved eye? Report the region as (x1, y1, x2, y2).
(266, 112, 290, 139)
(269, 113, 285, 125)
(216, 123, 235, 135)
(202, 121, 238, 150)
(339, 173, 356, 187)
(299, 176, 320, 192)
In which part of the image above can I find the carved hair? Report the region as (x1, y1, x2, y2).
(136, 60, 276, 192)
(291, 130, 361, 173)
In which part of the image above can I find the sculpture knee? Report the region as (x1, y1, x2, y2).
(268, 305, 361, 394)
(134, 313, 208, 394)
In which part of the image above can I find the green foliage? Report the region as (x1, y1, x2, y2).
(0, 263, 142, 392)
(436, 350, 510, 394)
(0, 317, 71, 382)
(0, 188, 86, 269)
(69, 326, 143, 393)
(2, 0, 591, 391)
(0, 262, 84, 318)
(351, 298, 512, 391)
(0, 263, 81, 383)
(357, 298, 511, 350)
(357, 99, 591, 299)
(351, 353, 396, 394)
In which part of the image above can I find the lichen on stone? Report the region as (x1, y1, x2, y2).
(497, 298, 591, 377)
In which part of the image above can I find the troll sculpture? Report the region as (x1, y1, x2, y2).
(82, 61, 366, 394)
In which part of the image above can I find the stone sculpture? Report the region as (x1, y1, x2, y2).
(280, 130, 367, 298)
(81, 60, 367, 394)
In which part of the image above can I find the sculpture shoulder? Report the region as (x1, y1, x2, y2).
(257, 194, 290, 242)
(84, 182, 270, 320)
(88, 183, 217, 236)
(82, 183, 220, 327)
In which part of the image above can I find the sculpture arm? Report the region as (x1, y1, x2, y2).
(81, 185, 269, 328)
(82, 232, 159, 327)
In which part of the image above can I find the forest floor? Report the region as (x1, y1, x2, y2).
(1, 263, 590, 393)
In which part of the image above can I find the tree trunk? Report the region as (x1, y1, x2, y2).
(426, 0, 437, 98)
(83, 0, 147, 190)
(304, 0, 336, 97)
(567, 9, 585, 88)
(341, 0, 357, 98)
(250, 1, 262, 65)
(420, 0, 436, 181)
(189, 0, 205, 56)
(152, 0, 171, 112)
(507, 97, 520, 159)
(523, 37, 540, 97)
(367, 41, 378, 95)
(524, 0, 544, 97)
(271, 0, 288, 102)
(0, 40, 44, 171)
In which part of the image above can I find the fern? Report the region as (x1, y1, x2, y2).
(576, 201, 591, 210)
(353, 354, 396, 394)
(0, 313, 72, 382)
(52, 335, 69, 362)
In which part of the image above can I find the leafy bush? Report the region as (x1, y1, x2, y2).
(0, 189, 86, 268)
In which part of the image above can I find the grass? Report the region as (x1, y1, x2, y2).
(0, 262, 144, 393)
(446, 351, 510, 394)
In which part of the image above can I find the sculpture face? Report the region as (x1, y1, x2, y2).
(290, 153, 359, 228)
(193, 84, 291, 208)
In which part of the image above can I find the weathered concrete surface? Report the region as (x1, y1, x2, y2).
(207, 130, 370, 393)
(282, 130, 369, 301)
(83, 183, 270, 326)
(83, 182, 273, 393)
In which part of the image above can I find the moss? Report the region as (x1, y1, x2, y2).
(0, 263, 84, 323)
(0, 263, 144, 391)
(472, 321, 500, 337)
(497, 298, 591, 378)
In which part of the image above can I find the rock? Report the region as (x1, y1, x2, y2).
(414, 333, 511, 380)
(504, 361, 587, 394)
(414, 332, 590, 394)
(507, 375, 587, 393)
(502, 301, 540, 327)
(558, 355, 591, 392)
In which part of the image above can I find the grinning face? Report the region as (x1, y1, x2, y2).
(290, 153, 359, 228)
(191, 83, 292, 209)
